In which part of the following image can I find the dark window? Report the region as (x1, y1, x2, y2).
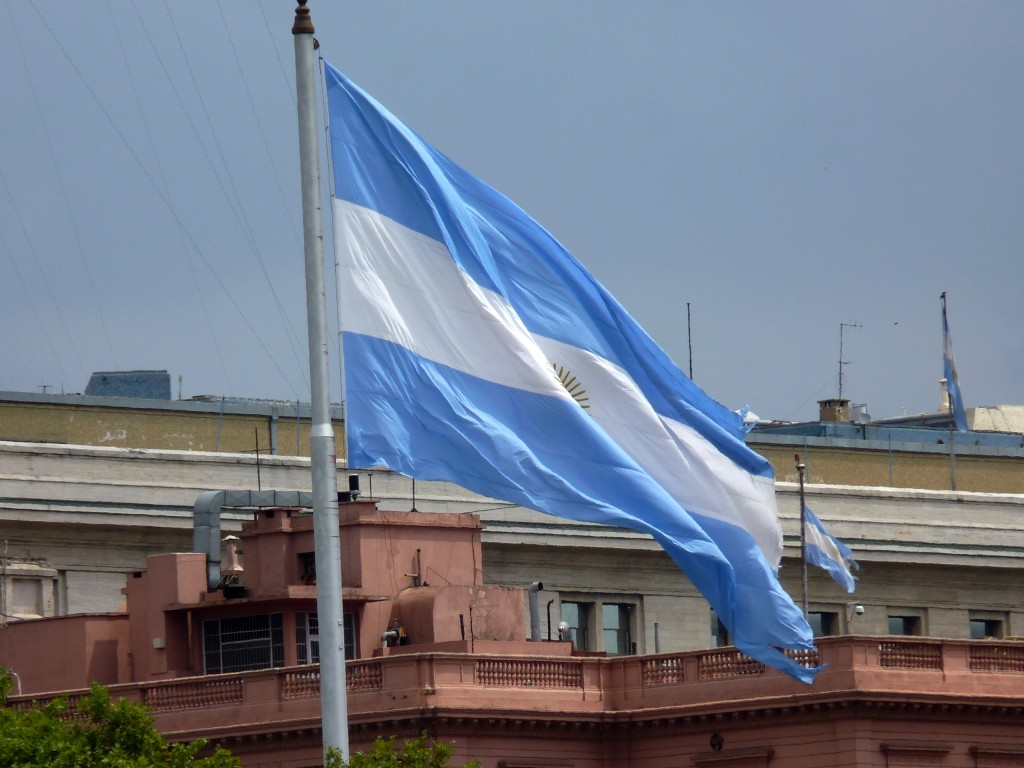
(808, 611, 838, 637)
(887, 614, 922, 636)
(344, 612, 357, 659)
(203, 613, 284, 674)
(970, 617, 1004, 639)
(298, 552, 316, 585)
(711, 608, 730, 647)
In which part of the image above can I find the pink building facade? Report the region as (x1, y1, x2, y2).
(3, 500, 1024, 767)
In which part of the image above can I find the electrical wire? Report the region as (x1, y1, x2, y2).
(0, 169, 79, 389)
(27, 3, 303, 397)
(9, 5, 119, 375)
(105, 0, 233, 394)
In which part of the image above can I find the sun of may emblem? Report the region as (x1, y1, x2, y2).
(551, 363, 590, 409)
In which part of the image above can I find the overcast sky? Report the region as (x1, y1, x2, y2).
(1, 1, 1021, 423)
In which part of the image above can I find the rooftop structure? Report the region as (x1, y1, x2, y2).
(3, 495, 1023, 767)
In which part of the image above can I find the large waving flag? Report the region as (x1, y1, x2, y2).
(803, 506, 858, 593)
(325, 62, 818, 682)
(941, 292, 968, 432)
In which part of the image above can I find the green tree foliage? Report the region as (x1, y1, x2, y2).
(326, 733, 480, 768)
(0, 673, 239, 768)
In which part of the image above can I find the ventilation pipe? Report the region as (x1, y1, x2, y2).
(222, 535, 243, 576)
(527, 581, 543, 641)
(193, 489, 314, 590)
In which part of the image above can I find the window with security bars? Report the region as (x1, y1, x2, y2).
(203, 613, 284, 674)
(296, 611, 358, 663)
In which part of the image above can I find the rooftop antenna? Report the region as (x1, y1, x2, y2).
(838, 322, 861, 401)
(241, 427, 269, 491)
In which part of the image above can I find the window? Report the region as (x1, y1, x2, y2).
(888, 614, 922, 636)
(561, 596, 641, 653)
(808, 611, 838, 637)
(296, 611, 358, 663)
(298, 553, 316, 585)
(11, 578, 42, 617)
(711, 608, 730, 647)
(203, 613, 284, 674)
(1, 563, 59, 621)
(296, 612, 320, 664)
(344, 612, 357, 659)
(560, 601, 592, 651)
(602, 603, 635, 655)
(969, 614, 1005, 639)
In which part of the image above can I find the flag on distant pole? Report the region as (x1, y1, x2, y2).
(325, 62, 819, 683)
(941, 291, 968, 432)
(802, 506, 858, 593)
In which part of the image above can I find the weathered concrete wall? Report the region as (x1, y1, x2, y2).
(756, 438, 1024, 493)
(2, 440, 1023, 656)
(0, 397, 344, 457)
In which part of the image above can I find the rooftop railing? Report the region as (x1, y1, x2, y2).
(8, 637, 1024, 729)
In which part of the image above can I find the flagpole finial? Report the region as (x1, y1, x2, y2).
(292, 1, 314, 36)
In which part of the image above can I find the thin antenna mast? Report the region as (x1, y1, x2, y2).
(838, 322, 861, 401)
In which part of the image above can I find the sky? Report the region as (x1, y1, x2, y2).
(1, 1, 1021, 423)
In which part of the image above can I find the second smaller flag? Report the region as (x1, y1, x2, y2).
(804, 506, 858, 593)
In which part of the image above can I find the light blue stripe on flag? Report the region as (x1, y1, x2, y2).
(326, 62, 819, 683)
(803, 506, 858, 593)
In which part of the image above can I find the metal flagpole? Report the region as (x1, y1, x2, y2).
(292, 2, 349, 760)
(796, 454, 808, 617)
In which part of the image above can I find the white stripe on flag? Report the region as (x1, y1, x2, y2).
(337, 198, 782, 564)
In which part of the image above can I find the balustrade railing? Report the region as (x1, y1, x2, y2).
(8, 691, 89, 721)
(697, 649, 765, 680)
(282, 668, 320, 699)
(879, 640, 943, 670)
(9, 639, 1024, 718)
(348, 661, 383, 691)
(282, 661, 383, 699)
(476, 658, 582, 688)
(144, 677, 244, 712)
(783, 647, 821, 668)
(642, 656, 684, 686)
(968, 643, 1024, 673)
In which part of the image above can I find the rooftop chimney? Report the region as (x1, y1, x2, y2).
(818, 398, 850, 423)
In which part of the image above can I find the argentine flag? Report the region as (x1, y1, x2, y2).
(803, 506, 858, 593)
(325, 62, 818, 683)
